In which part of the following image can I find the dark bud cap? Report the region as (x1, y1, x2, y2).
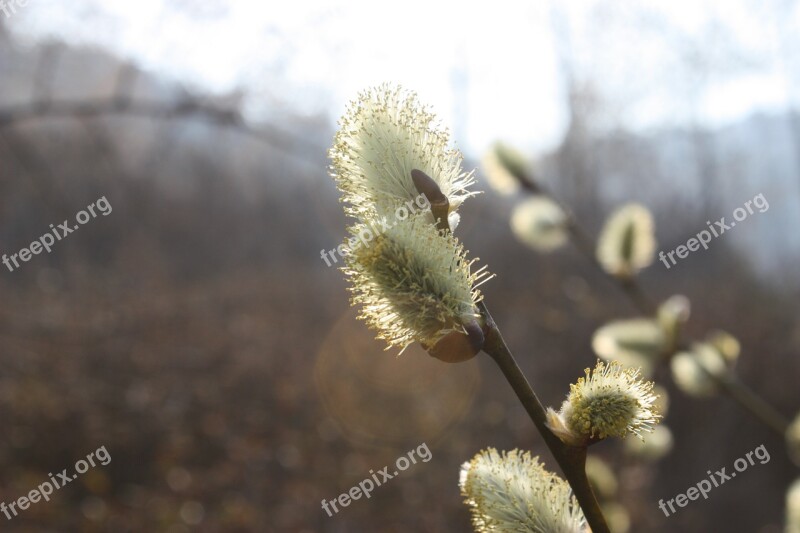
(427, 319, 484, 363)
(411, 169, 450, 232)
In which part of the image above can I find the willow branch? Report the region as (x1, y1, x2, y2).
(694, 352, 789, 434)
(412, 172, 610, 530)
(514, 171, 789, 435)
(479, 302, 610, 533)
(517, 170, 658, 315)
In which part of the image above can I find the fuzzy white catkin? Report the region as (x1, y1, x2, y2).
(330, 83, 476, 223)
(547, 361, 661, 444)
(596, 203, 656, 277)
(510, 196, 569, 252)
(482, 142, 528, 195)
(343, 213, 491, 351)
(591, 319, 666, 378)
(670, 343, 727, 397)
(331, 85, 492, 354)
(460, 448, 586, 533)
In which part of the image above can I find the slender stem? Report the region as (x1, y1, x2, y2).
(516, 171, 788, 437)
(480, 302, 611, 533)
(567, 217, 658, 315)
(411, 170, 608, 527)
(673, 338, 790, 434)
(521, 172, 658, 315)
(705, 367, 789, 434)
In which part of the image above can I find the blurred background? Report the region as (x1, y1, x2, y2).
(0, 0, 798, 531)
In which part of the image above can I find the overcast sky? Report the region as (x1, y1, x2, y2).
(7, 0, 799, 155)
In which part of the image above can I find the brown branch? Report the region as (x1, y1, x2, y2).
(693, 351, 789, 435)
(412, 172, 609, 531)
(480, 302, 610, 533)
(514, 170, 790, 436)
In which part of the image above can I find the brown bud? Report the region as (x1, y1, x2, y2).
(427, 320, 484, 363)
(411, 169, 450, 232)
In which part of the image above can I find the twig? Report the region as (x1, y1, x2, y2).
(517, 169, 658, 315)
(413, 171, 610, 531)
(695, 356, 789, 434)
(480, 302, 610, 533)
(514, 170, 790, 436)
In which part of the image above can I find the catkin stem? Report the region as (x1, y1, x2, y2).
(515, 170, 789, 437)
(480, 302, 611, 533)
